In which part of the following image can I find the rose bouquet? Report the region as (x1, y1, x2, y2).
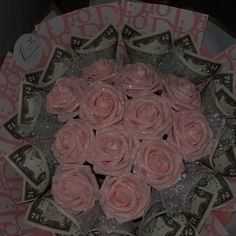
(1, 1, 236, 236)
(46, 57, 213, 223)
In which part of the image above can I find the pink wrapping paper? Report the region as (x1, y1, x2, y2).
(0, 1, 232, 235)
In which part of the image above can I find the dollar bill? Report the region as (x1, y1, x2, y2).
(124, 31, 173, 67)
(200, 156, 212, 170)
(6, 144, 49, 188)
(25, 70, 43, 85)
(17, 82, 43, 126)
(22, 180, 44, 202)
(140, 189, 199, 236)
(33, 138, 58, 178)
(198, 174, 233, 208)
(214, 87, 236, 118)
(211, 146, 236, 177)
(131, 31, 173, 66)
(47, 151, 58, 178)
(140, 213, 182, 236)
(139, 193, 166, 236)
(183, 188, 216, 231)
(132, 31, 172, 53)
(40, 46, 72, 85)
(70, 36, 89, 55)
(160, 52, 206, 83)
(162, 51, 221, 84)
(201, 123, 236, 177)
(124, 44, 163, 68)
(78, 25, 119, 60)
(125, 44, 160, 68)
(174, 215, 198, 236)
(1, 113, 33, 139)
(141, 214, 198, 236)
(26, 197, 81, 235)
(140, 211, 198, 236)
(182, 52, 222, 76)
(82, 42, 118, 60)
(174, 34, 198, 54)
(81, 24, 118, 51)
(121, 24, 142, 41)
(212, 72, 235, 93)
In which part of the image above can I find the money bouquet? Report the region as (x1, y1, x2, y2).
(1, 1, 236, 236)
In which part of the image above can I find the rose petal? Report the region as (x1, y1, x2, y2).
(89, 125, 139, 176)
(133, 140, 184, 190)
(46, 77, 82, 118)
(82, 58, 121, 84)
(169, 110, 213, 161)
(124, 95, 173, 139)
(52, 165, 99, 213)
(117, 63, 163, 98)
(52, 119, 93, 164)
(100, 174, 150, 223)
(79, 82, 126, 129)
(162, 75, 201, 111)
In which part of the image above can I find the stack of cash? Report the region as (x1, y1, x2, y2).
(139, 174, 235, 236)
(122, 24, 222, 84)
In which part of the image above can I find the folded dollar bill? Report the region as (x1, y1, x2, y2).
(26, 196, 81, 235)
(17, 82, 44, 126)
(40, 46, 73, 86)
(1, 113, 33, 139)
(122, 26, 173, 68)
(122, 24, 221, 85)
(174, 34, 198, 54)
(71, 24, 119, 61)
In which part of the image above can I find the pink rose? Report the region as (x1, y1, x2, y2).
(100, 174, 150, 222)
(118, 63, 162, 98)
(52, 164, 99, 213)
(133, 140, 184, 190)
(169, 110, 213, 161)
(89, 125, 139, 176)
(82, 58, 121, 84)
(46, 78, 82, 118)
(124, 95, 173, 139)
(52, 119, 93, 164)
(163, 75, 201, 111)
(79, 82, 126, 129)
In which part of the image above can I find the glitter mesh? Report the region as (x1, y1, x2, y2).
(159, 162, 208, 216)
(201, 82, 236, 160)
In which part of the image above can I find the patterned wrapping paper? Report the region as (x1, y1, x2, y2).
(120, 0, 208, 48)
(215, 44, 236, 72)
(0, 1, 234, 236)
(34, 0, 209, 60)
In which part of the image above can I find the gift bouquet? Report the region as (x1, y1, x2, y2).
(1, 1, 236, 236)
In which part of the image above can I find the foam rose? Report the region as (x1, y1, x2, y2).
(82, 58, 121, 84)
(89, 125, 139, 176)
(162, 75, 201, 111)
(100, 174, 150, 222)
(46, 78, 82, 119)
(169, 110, 213, 161)
(133, 140, 184, 190)
(124, 95, 173, 139)
(118, 63, 162, 97)
(52, 164, 99, 213)
(79, 82, 126, 129)
(52, 119, 93, 164)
